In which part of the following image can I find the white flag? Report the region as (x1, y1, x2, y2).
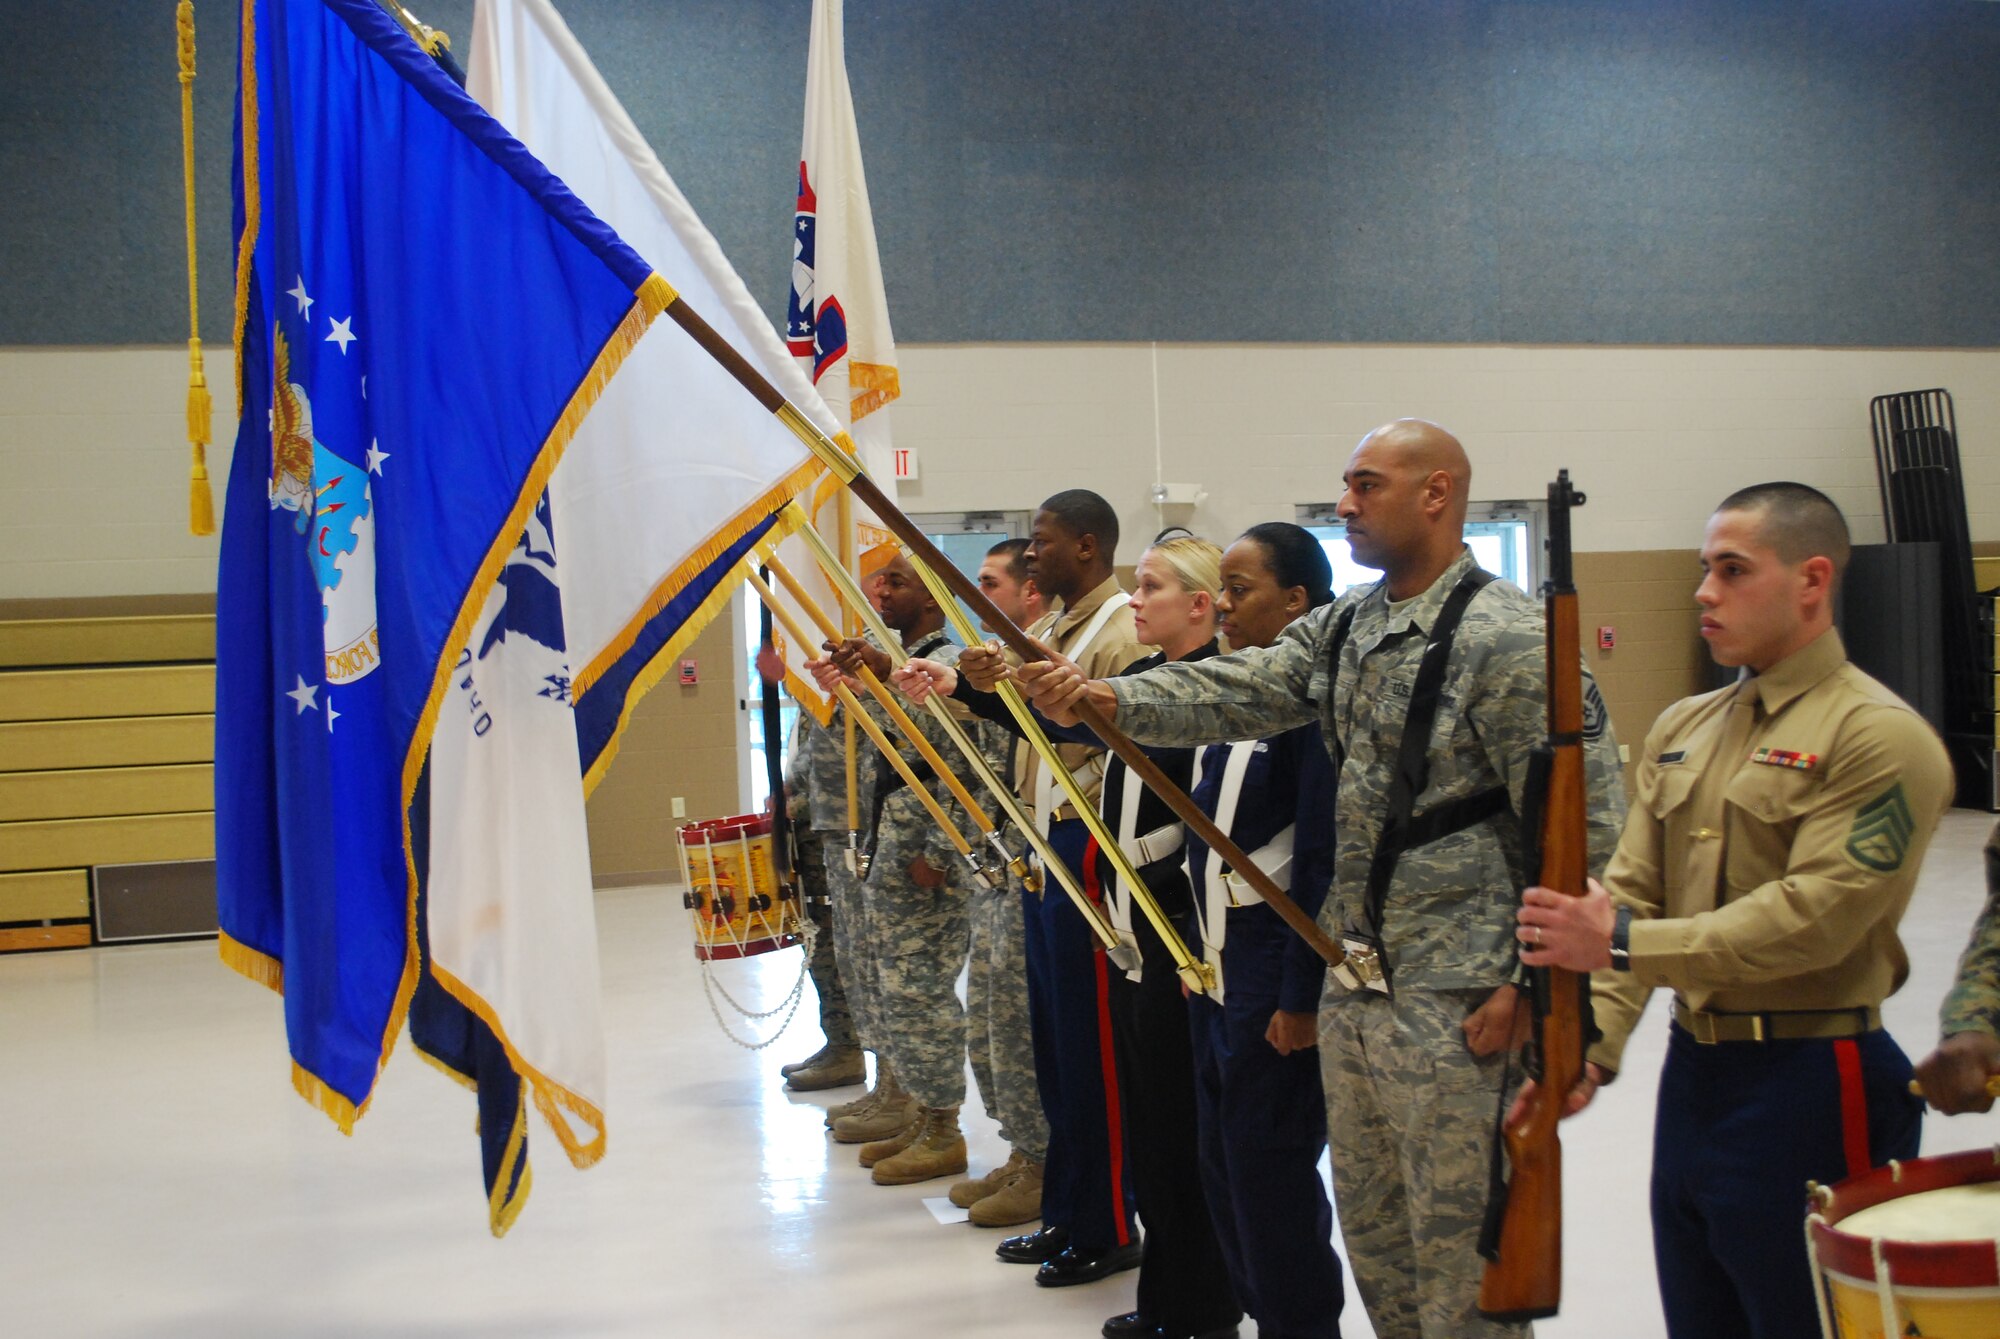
(468, 0, 835, 758)
(760, 0, 908, 705)
(422, 0, 852, 1167)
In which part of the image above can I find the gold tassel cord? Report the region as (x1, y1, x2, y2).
(177, 0, 216, 536)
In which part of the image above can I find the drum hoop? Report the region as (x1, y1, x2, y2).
(1817, 1269, 2000, 1300)
(1809, 1148, 2000, 1289)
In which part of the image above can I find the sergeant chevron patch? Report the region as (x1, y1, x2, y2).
(1845, 782, 1915, 873)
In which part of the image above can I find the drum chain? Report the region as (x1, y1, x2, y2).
(699, 919, 816, 1051)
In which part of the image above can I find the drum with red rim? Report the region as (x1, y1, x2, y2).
(1807, 1146, 2000, 1338)
(676, 813, 800, 962)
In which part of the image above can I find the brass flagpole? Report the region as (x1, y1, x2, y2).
(744, 569, 977, 867)
(763, 554, 1016, 878)
(774, 515, 1136, 968)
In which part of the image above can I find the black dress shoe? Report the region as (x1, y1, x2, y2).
(1035, 1239, 1144, 1287)
(995, 1224, 1069, 1264)
(1103, 1320, 1238, 1339)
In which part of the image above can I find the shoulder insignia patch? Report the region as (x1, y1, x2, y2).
(1582, 681, 1609, 741)
(1751, 747, 1819, 771)
(1846, 782, 1916, 874)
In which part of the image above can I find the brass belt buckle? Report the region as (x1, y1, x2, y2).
(1333, 932, 1391, 996)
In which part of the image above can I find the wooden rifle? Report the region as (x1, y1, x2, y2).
(1477, 470, 1593, 1322)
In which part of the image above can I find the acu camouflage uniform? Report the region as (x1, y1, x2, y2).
(792, 650, 891, 1056)
(1937, 821, 2000, 1039)
(785, 713, 855, 1053)
(862, 635, 973, 1111)
(1110, 548, 1627, 1339)
(959, 712, 1051, 1160)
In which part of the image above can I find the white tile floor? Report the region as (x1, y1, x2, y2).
(2, 809, 1994, 1338)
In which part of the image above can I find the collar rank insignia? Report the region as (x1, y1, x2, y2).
(1751, 747, 1818, 771)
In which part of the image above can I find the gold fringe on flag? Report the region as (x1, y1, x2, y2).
(177, 0, 216, 536)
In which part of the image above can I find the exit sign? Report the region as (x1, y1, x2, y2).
(892, 447, 920, 480)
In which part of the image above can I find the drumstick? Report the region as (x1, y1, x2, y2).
(744, 569, 975, 862)
(1909, 1075, 2000, 1101)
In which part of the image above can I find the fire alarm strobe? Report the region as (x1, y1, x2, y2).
(678, 659, 698, 685)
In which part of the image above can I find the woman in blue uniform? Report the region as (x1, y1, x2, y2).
(1181, 522, 1346, 1339)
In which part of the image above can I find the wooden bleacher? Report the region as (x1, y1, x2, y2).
(0, 596, 216, 951)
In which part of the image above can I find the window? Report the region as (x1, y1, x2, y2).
(908, 510, 1033, 636)
(1294, 500, 1545, 596)
(735, 509, 1031, 811)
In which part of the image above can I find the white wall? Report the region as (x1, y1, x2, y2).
(4, 343, 1997, 599)
(892, 343, 2000, 560)
(1, 348, 241, 598)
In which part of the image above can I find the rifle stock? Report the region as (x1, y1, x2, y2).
(1478, 472, 1591, 1322)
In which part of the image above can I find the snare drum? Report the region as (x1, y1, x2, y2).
(1807, 1146, 2000, 1338)
(676, 813, 801, 961)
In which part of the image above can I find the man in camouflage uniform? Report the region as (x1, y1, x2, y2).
(777, 710, 865, 1091)
(1918, 821, 2000, 1112)
(815, 555, 972, 1184)
(1021, 421, 1627, 1338)
(951, 539, 1051, 1226)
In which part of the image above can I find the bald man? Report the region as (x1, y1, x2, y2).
(1019, 422, 1627, 1339)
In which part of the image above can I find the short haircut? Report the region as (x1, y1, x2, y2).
(1039, 489, 1120, 556)
(1716, 482, 1851, 580)
(985, 536, 1031, 584)
(1238, 522, 1336, 608)
(1143, 535, 1223, 598)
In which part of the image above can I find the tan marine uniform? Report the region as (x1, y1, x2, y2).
(1592, 627, 1955, 1070)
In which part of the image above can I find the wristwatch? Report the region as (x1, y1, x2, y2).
(1608, 905, 1634, 972)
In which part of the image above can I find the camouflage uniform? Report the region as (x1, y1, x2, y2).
(784, 715, 856, 1052)
(793, 676, 885, 1054)
(961, 714, 1051, 1160)
(1938, 821, 2000, 1038)
(1109, 549, 1627, 1339)
(861, 635, 971, 1111)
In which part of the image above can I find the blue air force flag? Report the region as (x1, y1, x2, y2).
(215, 0, 669, 1231)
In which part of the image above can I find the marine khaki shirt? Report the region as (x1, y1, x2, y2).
(1590, 628, 1955, 1073)
(1016, 576, 1150, 820)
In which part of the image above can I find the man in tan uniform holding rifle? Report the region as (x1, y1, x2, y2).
(1517, 482, 1953, 1339)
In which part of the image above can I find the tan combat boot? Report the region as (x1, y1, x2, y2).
(785, 1045, 866, 1092)
(872, 1106, 968, 1186)
(825, 1059, 895, 1127)
(968, 1154, 1044, 1227)
(948, 1147, 1026, 1208)
(854, 1104, 925, 1166)
(831, 1089, 918, 1145)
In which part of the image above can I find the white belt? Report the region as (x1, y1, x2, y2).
(1125, 824, 1184, 868)
(1029, 592, 1126, 853)
(1189, 739, 1296, 1003)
